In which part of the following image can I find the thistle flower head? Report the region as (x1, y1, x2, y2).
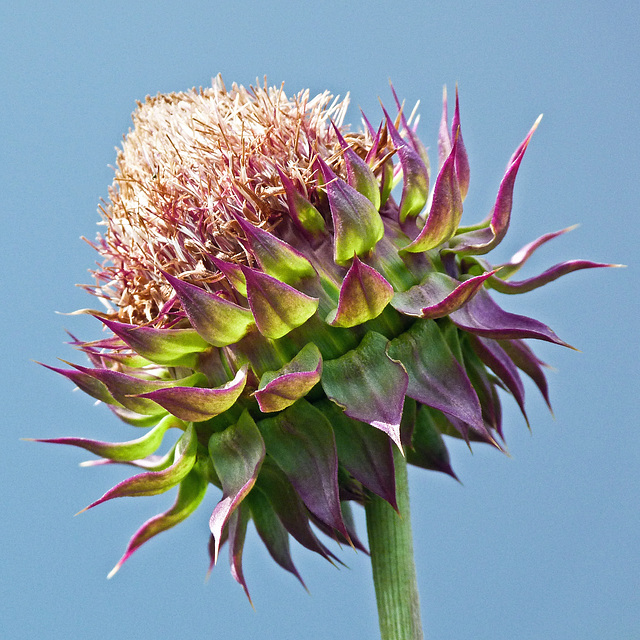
(88, 76, 355, 325)
(38, 76, 615, 599)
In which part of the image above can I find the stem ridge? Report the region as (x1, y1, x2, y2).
(366, 447, 423, 640)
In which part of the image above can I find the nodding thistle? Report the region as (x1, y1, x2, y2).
(35, 76, 615, 601)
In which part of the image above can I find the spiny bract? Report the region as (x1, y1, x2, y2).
(38, 76, 613, 599)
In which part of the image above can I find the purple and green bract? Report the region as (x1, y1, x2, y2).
(36, 77, 615, 599)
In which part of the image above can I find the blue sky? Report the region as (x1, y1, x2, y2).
(2, 1, 638, 638)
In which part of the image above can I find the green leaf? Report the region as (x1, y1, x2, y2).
(321, 331, 408, 450)
(278, 168, 326, 235)
(406, 405, 458, 478)
(391, 270, 495, 319)
(317, 399, 397, 509)
(383, 108, 430, 223)
(208, 411, 265, 564)
(210, 257, 248, 297)
(99, 317, 210, 367)
(67, 365, 205, 416)
(31, 413, 184, 462)
(234, 215, 316, 284)
(317, 157, 384, 265)
(255, 343, 323, 413)
(247, 489, 306, 588)
(77, 424, 198, 513)
(254, 462, 339, 563)
(228, 505, 252, 603)
(326, 256, 395, 328)
(257, 400, 347, 539)
(243, 266, 319, 340)
(107, 462, 208, 578)
(388, 319, 486, 435)
(163, 271, 255, 347)
(135, 366, 248, 422)
(39, 362, 123, 407)
(333, 123, 381, 209)
(400, 136, 462, 253)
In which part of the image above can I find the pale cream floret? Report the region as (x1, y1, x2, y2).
(88, 76, 363, 324)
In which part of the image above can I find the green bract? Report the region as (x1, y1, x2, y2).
(37, 77, 615, 598)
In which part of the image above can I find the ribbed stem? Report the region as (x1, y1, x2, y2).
(365, 448, 424, 640)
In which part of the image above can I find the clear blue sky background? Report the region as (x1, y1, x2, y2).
(2, 2, 638, 639)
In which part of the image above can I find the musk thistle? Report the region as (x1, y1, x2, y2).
(36, 76, 614, 633)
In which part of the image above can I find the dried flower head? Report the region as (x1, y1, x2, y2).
(37, 76, 615, 599)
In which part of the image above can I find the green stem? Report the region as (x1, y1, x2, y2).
(365, 447, 424, 640)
